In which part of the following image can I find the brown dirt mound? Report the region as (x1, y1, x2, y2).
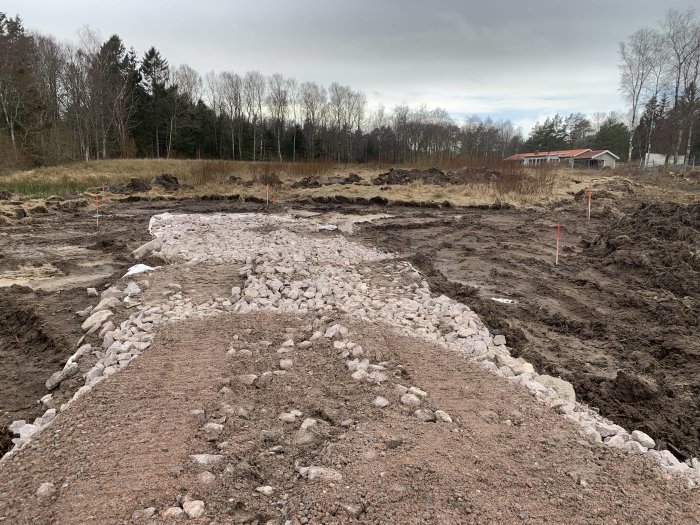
(291, 174, 363, 189)
(590, 202, 700, 299)
(372, 166, 513, 186)
(372, 167, 447, 186)
(153, 174, 180, 192)
(449, 166, 503, 183)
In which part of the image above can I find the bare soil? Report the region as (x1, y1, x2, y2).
(0, 176, 699, 522)
(1, 310, 698, 524)
(0, 198, 263, 456)
(357, 177, 700, 461)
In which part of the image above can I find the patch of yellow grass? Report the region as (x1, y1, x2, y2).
(2, 158, 663, 208)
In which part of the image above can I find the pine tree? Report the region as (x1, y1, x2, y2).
(139, 47, 168, 157)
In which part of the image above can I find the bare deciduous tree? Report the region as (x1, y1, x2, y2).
(220, 71, 242, 159)
(619, 27, 657, 163)
(243, 70, 265, 161)
(266, 73, 290, 162)
(660, 8, 700, 164)
(299, 81, 326, 160)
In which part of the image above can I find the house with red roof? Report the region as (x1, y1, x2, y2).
(505, 149, 619, 169)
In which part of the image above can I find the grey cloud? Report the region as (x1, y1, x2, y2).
(4, 0, 693, 130)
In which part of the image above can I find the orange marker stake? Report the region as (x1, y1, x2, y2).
(587, 184, 592, 220)
(555, 224, 561, 266)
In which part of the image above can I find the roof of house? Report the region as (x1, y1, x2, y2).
(504, 149, 591, 161)
(573, 149, 620, 160)
(505, 149, 622, 161)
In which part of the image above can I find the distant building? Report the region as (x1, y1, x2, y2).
(644, 152, 684, 168)
(505, 149, 619, 169)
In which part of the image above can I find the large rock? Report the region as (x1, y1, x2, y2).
(161, 507, 183, 518)
(414, 409, 436, 422)
(299, 466, 342, 482)
(400, 393, 421, 407)
(537, 375, 576, 403)
(372, 396, 390, 408)
(631, 430, 656, 449)
(81, 309, 114, 332)
(123, 282, 142, 296)
(131, 237, 163, 260)
(46, 362, 79, 390)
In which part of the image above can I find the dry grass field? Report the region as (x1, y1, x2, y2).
(0, 158, 603, 208)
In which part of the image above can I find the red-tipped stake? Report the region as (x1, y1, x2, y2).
(555, 224, 561, 266)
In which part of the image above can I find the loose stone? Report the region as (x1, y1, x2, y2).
(372, 396, 391, 408)
(400, 393, 421, 407)
(35, 482, 56, 497)
(183, 500, 205, 518)
(414, 409, 436, 422)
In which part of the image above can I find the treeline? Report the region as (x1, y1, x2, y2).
(523, 112, 631, 160)
(0, 12, 524, 168)
(618, 7, 700, 168)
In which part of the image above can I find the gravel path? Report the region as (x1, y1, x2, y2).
(1, 311, 698, 523)
(0, 319, 229, 523)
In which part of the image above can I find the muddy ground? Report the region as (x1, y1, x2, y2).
(358, 179, 700, 461)
(0, 176, 698, 466)
(0, 199, 264, 454)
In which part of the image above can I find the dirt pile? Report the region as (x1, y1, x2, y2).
(450, 166, 503, 183)
(291, 173, 364, 189)
(226, 175, 255, 187)
(109, 177, 152, 194)
(372, 167, 447, 186)
(372, 166, 508, 186)
(590, 202, 700, 299)
(153, 174, 180, 192)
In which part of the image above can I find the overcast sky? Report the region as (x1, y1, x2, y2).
(4, 0, 693, 132)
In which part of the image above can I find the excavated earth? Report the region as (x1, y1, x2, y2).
(358, 182, 700, 462)
(0, 177, 698, 523)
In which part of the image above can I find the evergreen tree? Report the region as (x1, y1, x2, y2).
(593, 118, 630, 160)
(138, 47, 169, 157)
(524, 114, 569, 152)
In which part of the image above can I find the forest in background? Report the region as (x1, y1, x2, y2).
(0, 8, 698, 170)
